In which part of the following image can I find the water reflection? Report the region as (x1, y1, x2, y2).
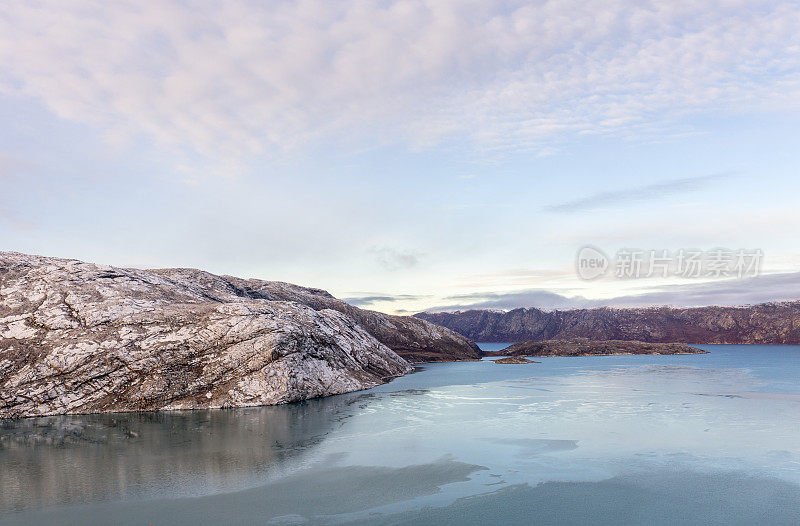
(0, 391, 377, 513)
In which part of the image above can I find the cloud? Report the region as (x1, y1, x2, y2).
(599, 272, 800, 308)
(0, 1, 799, 162)
(424, 272, 800, 312)
(433, 289, 584, 311)
(341, 293, 430, 307)
(369, 247, 422, 271)
(545, 172, 734, 213)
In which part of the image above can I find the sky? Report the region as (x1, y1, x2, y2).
(1, 0, 800, 314)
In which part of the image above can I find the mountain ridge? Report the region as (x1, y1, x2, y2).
(415, 302, 800, 343)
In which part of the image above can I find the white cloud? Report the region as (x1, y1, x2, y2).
(1, 0, 798, 162)
(369, 247, 422, 271)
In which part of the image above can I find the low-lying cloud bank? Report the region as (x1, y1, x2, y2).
(421, 272, 800, 312)
(342, 294, 430, 308)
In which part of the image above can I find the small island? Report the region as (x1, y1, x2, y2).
(492, 356, 540, 364)
(486, 338, 707, 357)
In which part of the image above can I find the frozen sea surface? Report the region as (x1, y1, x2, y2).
(2, 344, 800, 525)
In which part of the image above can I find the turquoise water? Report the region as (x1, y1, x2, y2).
(2, 344, 800, 524)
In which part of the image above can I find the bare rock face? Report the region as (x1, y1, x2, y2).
(0, 253, 414, 418)
(416, 303, 800, 344)
(488, 338, 706, 357)
(149, 268, 482, 363)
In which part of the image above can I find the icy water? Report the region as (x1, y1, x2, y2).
(2, 344, 800, 525)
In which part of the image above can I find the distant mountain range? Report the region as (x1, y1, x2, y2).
(416, 302, 800, 344)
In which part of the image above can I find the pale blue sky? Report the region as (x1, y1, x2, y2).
(1, 1, 800, 313)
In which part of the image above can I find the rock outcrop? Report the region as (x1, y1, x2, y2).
(492, 356, 537, 364)
(149, 268, 481, 363)
(0, 252, 475, 418)
(488, 338, 705, 357)
(416, 303, 800, 344)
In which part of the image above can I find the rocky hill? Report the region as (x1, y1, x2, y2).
(150, 268, 481, 363)
(0, 253, 477, 418)
(416, 303, 800, 344)
(488, 339, 705, 357)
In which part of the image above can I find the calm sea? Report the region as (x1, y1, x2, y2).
(2, 344, 800, 525)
